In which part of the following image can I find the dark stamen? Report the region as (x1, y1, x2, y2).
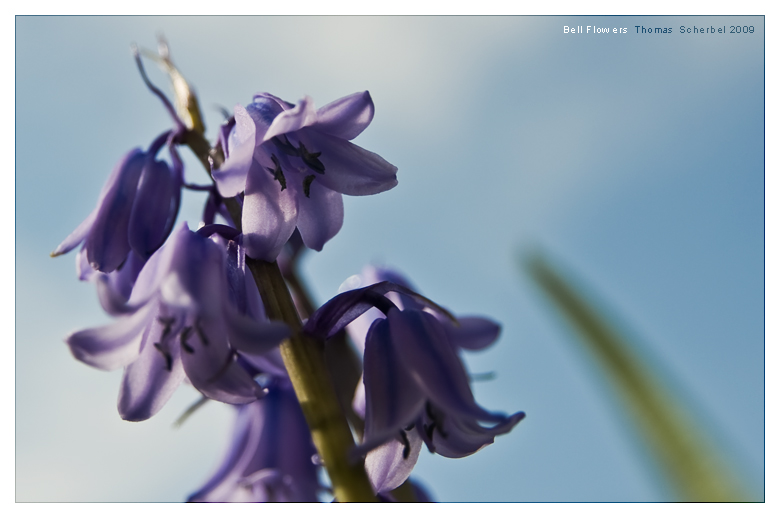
(180, 327, 195, 353)
(266, 154, 287, 191)
(302, 174, 316, 198)
(195, 319, 210, 346)
(298, 142, 325, 174)
(399, 430, 411, 460)
(153, 342, 173, 371)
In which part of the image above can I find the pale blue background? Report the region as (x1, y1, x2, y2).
(15, 16, 764, 502)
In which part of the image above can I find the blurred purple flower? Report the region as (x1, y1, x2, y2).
(212, 91, 397, 261)
(65, 224, 289, 421)
(188, 380, 320, 502)
(304, 270, 524, 492)
(52, 131, 183, 272)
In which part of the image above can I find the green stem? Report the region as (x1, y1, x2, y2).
(182, 122, 376, 503)
(247, 258, 377, 502)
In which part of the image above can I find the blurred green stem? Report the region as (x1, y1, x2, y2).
(526, 254, 752, 502)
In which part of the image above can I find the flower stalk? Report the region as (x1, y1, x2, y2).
(177, 80, 376, 502)
(247, 258, 377, 502)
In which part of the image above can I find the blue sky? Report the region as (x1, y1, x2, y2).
(15, 16, 765, 502)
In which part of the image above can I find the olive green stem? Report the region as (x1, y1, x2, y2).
(180, 112, 375, 503)
(247, 258, 377, 502)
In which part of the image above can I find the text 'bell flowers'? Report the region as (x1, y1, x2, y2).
(65, 224, 290, 421)
(212, 91, 398, 261)
(304, 270, 525, 493)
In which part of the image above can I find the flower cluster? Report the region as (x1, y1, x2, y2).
(53, 46, 523, 502)
(305, 266, 525, 493)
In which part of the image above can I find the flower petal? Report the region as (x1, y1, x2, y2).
(298, 130, 398, 196)
(360, 318, 426, 453)
(85, 149, 147, 272)
(128, 158, 181, 258)
(224, 307, 290, 356)
(430, 411, 525, 459)
(117, 315, 186, 421)
(51, 208, 98, 257)
(445, 317, 501, 351)
(262, 96, 317, 143)
(313, 91, 374, 140)
(213, 104, 256, 198)
(180, 317, 263, 404)
(65, 303, 152, 370)
(188, 401, 265, 502)
(295, 180, 343, 252)
(365, 426, 423, 493)
(388, 309, 501, 422)
(242, 160, 298, 261)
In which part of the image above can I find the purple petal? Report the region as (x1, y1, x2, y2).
(180, 317, 263, 404)
(304, 281, 453, 340)
(213, 104, 256, 198)
(255, 92, 294, 111)
(51, 208, 97, 257)
(117, 315, 186, 421)
(95, 251, 147, 312)
(238, 348, 289, 379)
(298, 130, 397, 196)
(445, 317, 501, 351)
(431, 411, 525, 459)
(65, 303, 152, 370)
(388, 309, 501, 422)
(128, 158, 181, 258)
(224, 308, 290, 356)
(85, 149, 147, 272)
(242, 160, 298, 261)
(365, 426, 423, 493)
(352, 376, 366, 418)
(303, 286, 379, 339)
(313, 91, 374, 140)
(188, 401, 265, 502)
(262, 96, 317, 143)
(360, 318, 426, 452)
(126, 228, 181, 306)
(295, 180, 343, 252)
(76, 246, 96, 281)
(161, 228, 225, 316)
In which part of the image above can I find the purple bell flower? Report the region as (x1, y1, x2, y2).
(187, 380, 321, 502)
(65, 224, 290, 421)
(212, 91, 398, 261)
(304, 270, 525, 492)
(52, 130, 183, 273)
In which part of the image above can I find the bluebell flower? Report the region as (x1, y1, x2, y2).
(65, 224, 290, 421)
(52, 130, 183, 273)
(304, 271, 525, 492)
(188, 380, 321, 502)
(212, 91, 398, 261)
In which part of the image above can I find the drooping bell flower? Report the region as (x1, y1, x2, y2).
(187, 380, 321, 502)
(304, 277, 525, 492)
(212, 91, 398, 261)
(65, 224, 290, 421)
(51, 130, 183, 273)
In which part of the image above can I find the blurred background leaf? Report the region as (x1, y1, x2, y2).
(524, 252, 755, 502)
